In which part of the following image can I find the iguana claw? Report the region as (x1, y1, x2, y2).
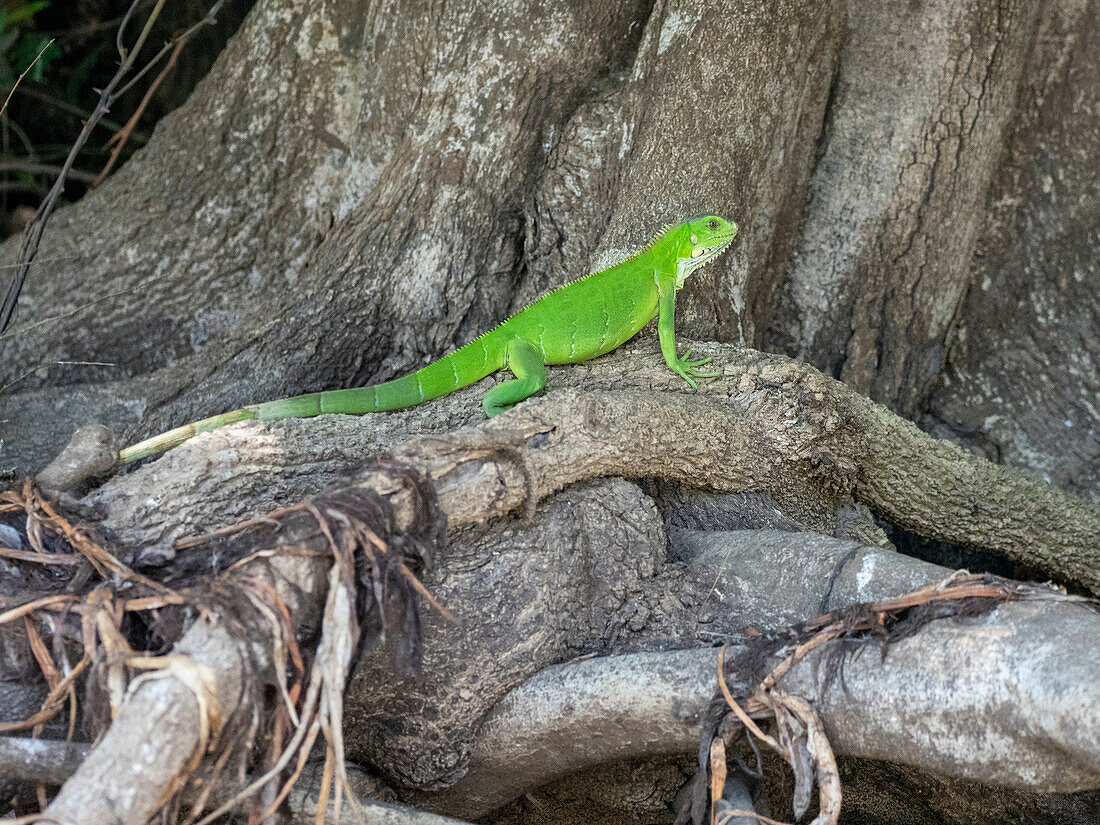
(672, 353, 720, 389)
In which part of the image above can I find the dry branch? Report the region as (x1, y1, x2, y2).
(0, 737, 89, 785)
(0, 0, 226, 336)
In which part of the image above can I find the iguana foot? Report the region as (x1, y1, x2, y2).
(671, 349, 720, 389)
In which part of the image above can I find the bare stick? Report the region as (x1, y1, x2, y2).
(0, 0, 225, 335)
(0, 39, 55, 120)
(0, 736, 90, 785)
(0, 162, 99, 184)
(93, 38, 186, 186)
(94, 0, 228, 187)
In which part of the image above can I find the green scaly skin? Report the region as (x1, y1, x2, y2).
(120, 214, 738, 463)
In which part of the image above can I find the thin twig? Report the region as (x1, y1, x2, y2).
(0, 595, 79, 625)
(0, 161, 100, 184)
(111, 1, 227, 102)
(0, 284, 137, 340)
(95, 37, 187, 185)
(0, 359, 117, 395)
(313, 744, 335, 825)
(0, 0, 226, 336)
(716, 646, 781, 750)
(0, 366, 38, 394)
(0, 545, 84, 565)
(6, 86, 131, 134)
(0, 39, 56, 120)
(116, 0, 143, 59)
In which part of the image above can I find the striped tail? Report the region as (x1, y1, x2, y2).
(119, 407, 260, 463)
(118, 344, 503, 464)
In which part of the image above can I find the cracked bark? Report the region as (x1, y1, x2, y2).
(926, 0, 1100, 500)
(1, 0, 1099, 821)
(768, 0, 1041, 415)
(0, 0, 843, 475)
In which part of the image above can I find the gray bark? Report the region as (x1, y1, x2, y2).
(0, 0, 843, 473)
(769, 0, 1040, 415)
(926, 0, 1100, 499)
(14, 315, 1100, 823)
(1, 0, 1099, 822)
(1, 1, 1095, 488)
(21, 391, 1100, 823)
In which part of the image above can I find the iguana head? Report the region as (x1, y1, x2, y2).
(675, 214, 738, 285)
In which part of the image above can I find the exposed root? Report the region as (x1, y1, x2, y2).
(0, 459, 447, 824)
(40, 346, 1100, 594)
(414, 648, 717, 819)
(679, 572, 1092, 825)
(8, 352, 1100, 819)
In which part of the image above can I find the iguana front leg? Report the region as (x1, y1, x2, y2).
(656, 270, 719, 390)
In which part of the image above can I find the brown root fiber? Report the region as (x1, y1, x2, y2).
(679, 573, 1095, 825)
(0, 458, 446, 824)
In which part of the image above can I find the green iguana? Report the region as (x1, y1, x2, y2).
(120, 214, 738, 463)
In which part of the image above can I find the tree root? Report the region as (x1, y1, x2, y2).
(674, 529, 1100, 794)
(12, 343, 1100, 821)
(411, 649, 717, 819)
(3, 462, 443, 825)
(70, 343, 1100, 591)
(383, 557, 1097, 820)
(413, 531, 1100, 817)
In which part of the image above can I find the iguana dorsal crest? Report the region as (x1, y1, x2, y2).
(639, 222, 675, 255)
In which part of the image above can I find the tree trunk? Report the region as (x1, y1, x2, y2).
(2, 0, 1098, 822)
(926, 0, 1100, 497)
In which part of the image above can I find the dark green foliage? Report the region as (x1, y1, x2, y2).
(0, 2, 59, 87)
(0, 0, 255, 238)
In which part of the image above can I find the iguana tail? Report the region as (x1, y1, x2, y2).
(119, 339, 505, 464)
(118, 407, 261, 463)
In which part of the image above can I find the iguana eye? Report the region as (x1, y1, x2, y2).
(707, 218, 719, 230)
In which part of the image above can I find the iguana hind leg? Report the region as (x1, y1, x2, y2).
(482, 336, 546, 417)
